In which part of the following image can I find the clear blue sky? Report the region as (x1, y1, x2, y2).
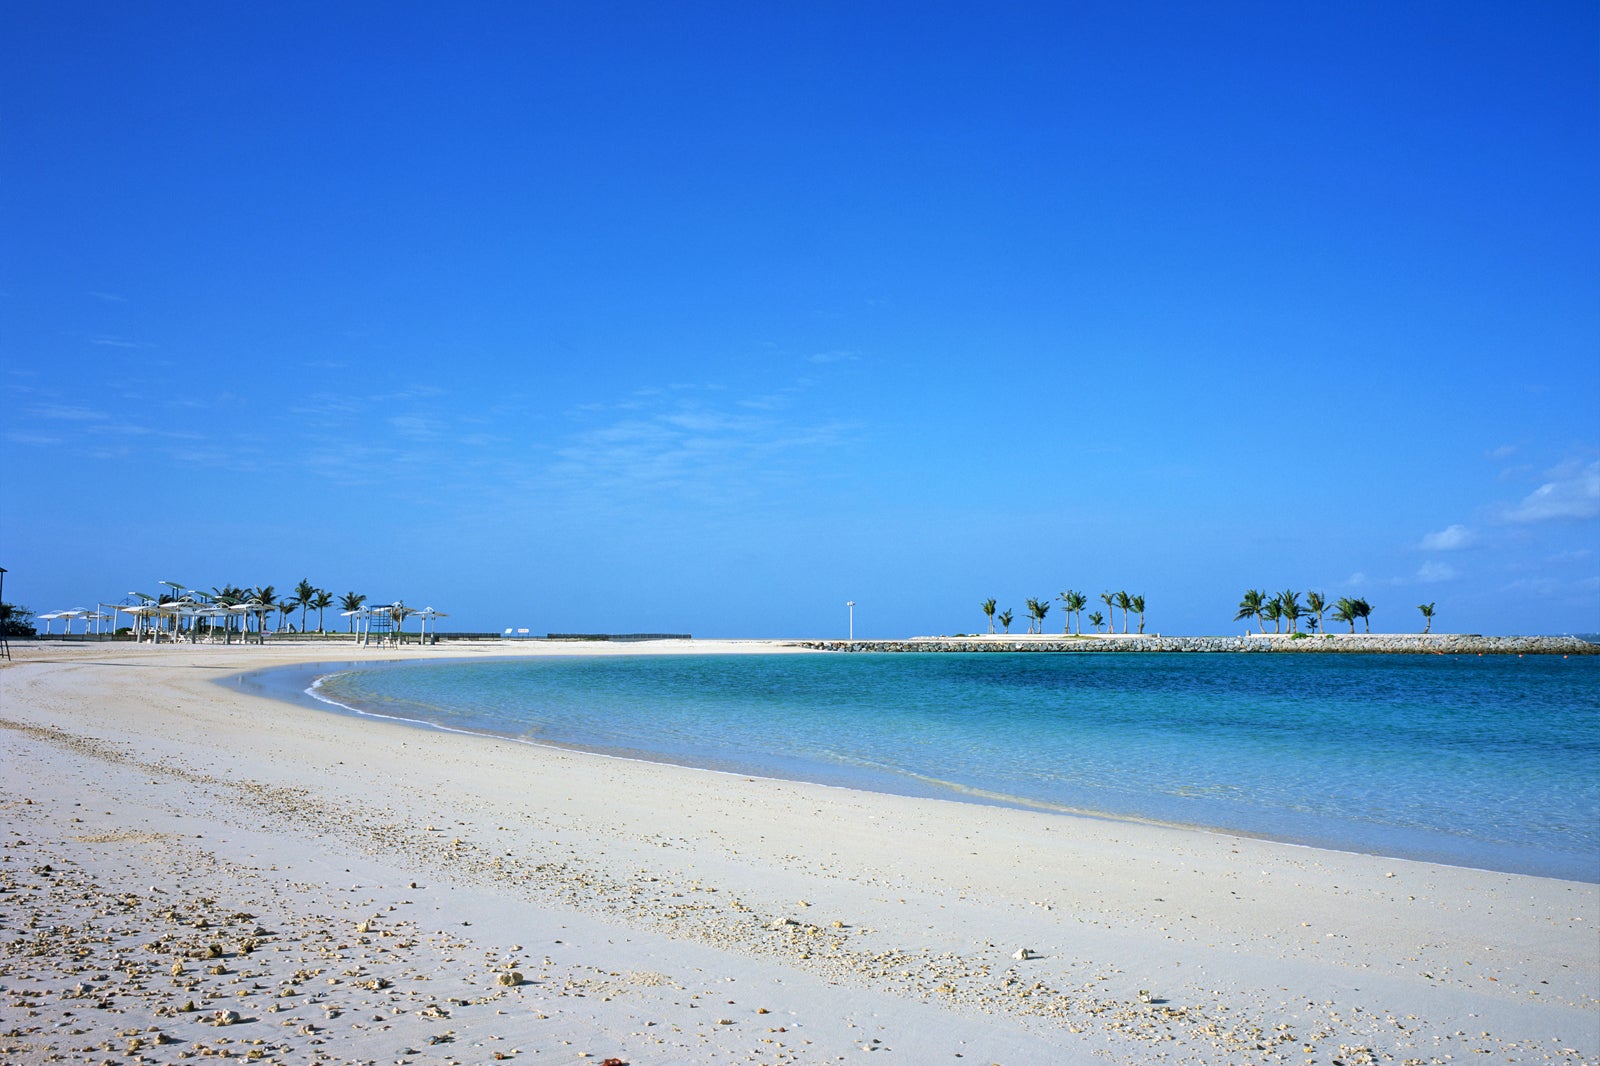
(4, 2, 1597, 638)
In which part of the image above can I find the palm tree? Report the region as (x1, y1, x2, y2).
(981, 598, 997, 635)
(247, 585, 276, 639)
(340, 592, 368, 633)
(1235, 589, 1265, 633)
(1088, 610, 1105, 633)
(1113, 591, 1132, 634)
(1332, 597, 1358, 634)
(311, 589, 334, 633)
(1067, 590, 1087, 635)
(1100, 592, 1115, 633)
(276, 598, 295, 632)
(1279, 589, 1302, 634)
(210, 584, 243, 641)
(1023, 597, 1039, 634)
(998, 608, 1014, 634)
(1055, 591, 1075, 634)
(293, 578, 318, 633)
(1130, 594, 1146, 634)
(1262, 596, 1283, 634)
(1354, 597, 1373, 633)
(1035, 598, 1050, 633)
(1418, 602, 1436, 634)
(1306, 591, 1328, 633)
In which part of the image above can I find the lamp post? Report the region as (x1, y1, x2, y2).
(846, 600, 855, 643)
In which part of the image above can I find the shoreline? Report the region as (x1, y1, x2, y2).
(238, 653, 1594, 883)
(21, 630, 1597, 655)
(3, 640, 1597, 1065)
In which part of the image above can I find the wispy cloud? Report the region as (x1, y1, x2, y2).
(1499, 458, 1600, 523)
(1486, 443, 1518, 459)
(547, 392, 851, 507)
(30, 403, 110, 422)
(388, 414, 447, 440)
(88, 335, 152, 349)
(1415, 561, 1458, 583)
(4, 430, 64, 446)
(1419, 524, 1475, 551)
(88, 291, 128, 303)
(808, 350, 858, 365)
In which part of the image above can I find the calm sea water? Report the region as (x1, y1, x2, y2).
(234, 652, 1600, 882)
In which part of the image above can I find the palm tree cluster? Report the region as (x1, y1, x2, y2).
(153, 581, 369, 636)
(981, 588, 1146, 636)
(1235, 589, 1374, 634)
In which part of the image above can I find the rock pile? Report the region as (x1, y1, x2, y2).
(794, 634, 1598, 655)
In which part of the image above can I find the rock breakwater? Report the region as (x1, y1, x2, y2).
(794, 634, 1599, 655)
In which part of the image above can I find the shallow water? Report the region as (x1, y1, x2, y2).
(232, 652, 1600, 882)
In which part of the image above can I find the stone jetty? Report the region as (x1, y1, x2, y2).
(794, 633, 1598, 654)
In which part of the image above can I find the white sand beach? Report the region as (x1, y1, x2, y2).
(2, 639, 1595, 1065)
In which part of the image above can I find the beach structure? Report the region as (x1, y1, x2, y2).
(346, 602, 444, 646)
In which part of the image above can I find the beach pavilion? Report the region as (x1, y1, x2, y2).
(343, 602, 446, 646)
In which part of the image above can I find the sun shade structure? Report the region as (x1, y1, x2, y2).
(38, 584, 442, 645)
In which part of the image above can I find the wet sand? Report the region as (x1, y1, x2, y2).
(2, 639, 1596, 1065)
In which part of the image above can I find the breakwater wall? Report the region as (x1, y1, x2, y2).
(794, 634, 1599, 655)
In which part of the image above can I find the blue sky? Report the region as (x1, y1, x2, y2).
(3, 2, 1597, 638)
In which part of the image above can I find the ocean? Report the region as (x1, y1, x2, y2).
(231, 651, 1600, 883)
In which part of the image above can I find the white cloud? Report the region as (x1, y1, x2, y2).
(1415, 561, 1458, 583)
(1501, 459, 1600, 523)
(30, 403, 109, 421)
(4, 430, 63, 446)
(1486, 443, 1518, 459)
(1419, 524, 1475, 550)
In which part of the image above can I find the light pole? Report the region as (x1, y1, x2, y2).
(846, 601, 855, 642)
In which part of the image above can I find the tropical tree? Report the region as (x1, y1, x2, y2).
(1088, 610, 1105, 633)
(209, 585, 240, 641)
(1055, 591, 1073, 634)
(1023, 597, 1039, 634)
(276, 598, 295, 632)
(981, 598, 997, 634)
(340, 592, 368, 633)
(1354, 597, 1373, 633)
(1418, 602, 1436, 634)
(998, 608, 1014, 634)
(311, 589, 334, 633)
(247, 585, 277, 638)
(1234, 589, 1265, 633)
(293, 578, 318, 633)
(1130, 594, 1146, 634)
(1035, 598, 1049, 633)
(1100, 591, 1115, 633)
(1332, 597, 1358, 634)
(1279, 589, 1302, 634)
(1261, 596, 1283, 634)
(1113, 591, 1132, 634)
(1305, 591, 1328, 633)
(1067, 590, 1087, 635)
(0, 602, 37, 638)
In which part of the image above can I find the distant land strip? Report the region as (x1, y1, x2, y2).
(795, 634, 1600, 655)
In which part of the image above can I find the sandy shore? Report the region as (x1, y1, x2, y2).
(2, 640, 1596, 1066)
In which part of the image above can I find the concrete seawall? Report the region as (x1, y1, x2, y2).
(794, 634, 1600, 655)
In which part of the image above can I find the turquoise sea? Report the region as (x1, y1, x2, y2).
(233, 652, 1600, 883)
